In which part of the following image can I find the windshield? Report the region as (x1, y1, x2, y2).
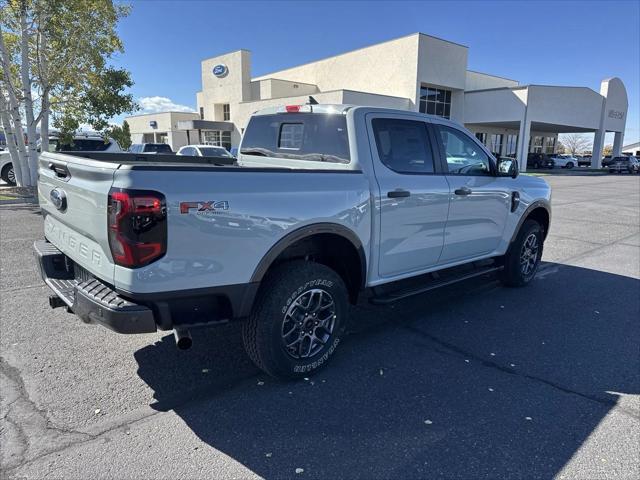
(199, 147, 232, 157)
(144, 144, 173, 153)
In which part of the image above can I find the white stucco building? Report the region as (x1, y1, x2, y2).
(126, 32, 629, 170)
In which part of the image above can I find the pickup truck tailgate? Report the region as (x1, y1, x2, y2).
(37, 153, 117, 283)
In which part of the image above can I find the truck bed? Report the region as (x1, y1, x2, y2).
(61, 151, 237, 167)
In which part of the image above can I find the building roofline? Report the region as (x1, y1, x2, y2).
(125, 111, 198, 118)
(250, 77, 319, 87)
(237, 88, 411, 105)
(465, 84, 600, 96)
(464, 86, 529, 94)
(253, 32, 468, 81)
(466, 69, 519, 83)
(200, 48, 251, 63)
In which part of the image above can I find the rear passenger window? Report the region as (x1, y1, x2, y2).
(240, 113, 350, 163)
(372, 118, 435, 173)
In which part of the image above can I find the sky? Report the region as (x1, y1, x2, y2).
(111, 0, 640, 145)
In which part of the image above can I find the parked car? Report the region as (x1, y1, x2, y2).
(34, 103, 551, 379)
(129, 143, 173, 154)
(0, 150, 14, 185)
(601, 155, 614, 167)
(1, 134, 121, 186)
(608, 156, 639, 174)
(577, 155, 592, 167)
(527, 153, 555, 169)
(51, 134, 122, 153)
(176, 144, 235, 158)
(548, 154, 578, 169)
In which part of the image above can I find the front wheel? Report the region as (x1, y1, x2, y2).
(500, 219, 543, 287)
(242, 260, 348, 379)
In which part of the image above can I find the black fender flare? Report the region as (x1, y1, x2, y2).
(509, 200, 552, 244)
(250, 222, 367, 288)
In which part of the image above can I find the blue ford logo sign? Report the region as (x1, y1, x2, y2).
(50, 188, 67, 212)
(212, 64, 228, 78)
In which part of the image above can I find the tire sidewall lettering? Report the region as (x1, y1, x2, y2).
(281, 279, 334, 315)
(292, 337, 340, 373)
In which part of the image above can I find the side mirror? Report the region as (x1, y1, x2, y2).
(497, 157, 518, 178)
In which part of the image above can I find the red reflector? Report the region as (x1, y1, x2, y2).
(285, 105, 301, 113)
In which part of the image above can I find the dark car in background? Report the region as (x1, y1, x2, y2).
(527, 153, 555, 169)
(576, 155, 592, 167)
(601, 155, 614, 167)
(129, 143, 174, 154)
(608, 156, 639, 174)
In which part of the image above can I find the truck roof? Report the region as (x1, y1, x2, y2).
(251, 103, 463, 128)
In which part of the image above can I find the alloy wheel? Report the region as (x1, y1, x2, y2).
(281, 288, 336, 359)
(520, 233, 539, 276)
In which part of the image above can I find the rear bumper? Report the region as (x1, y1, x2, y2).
(34, 239, 157, 333)
(34, 239, 259, 334)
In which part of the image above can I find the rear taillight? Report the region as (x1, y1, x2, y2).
(107, 188, 167, 268)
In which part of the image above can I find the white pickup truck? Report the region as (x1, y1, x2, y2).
(34, 104, 551, 378)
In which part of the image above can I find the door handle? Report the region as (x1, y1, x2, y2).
(454, 186, 472, 196)
(387, 189, 411, 198)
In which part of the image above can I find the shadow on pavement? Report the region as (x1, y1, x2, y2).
(135, 262, 639, 478)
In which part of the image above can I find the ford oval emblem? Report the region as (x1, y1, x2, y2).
(50, 188, 67, 212)
(212, 64, 228, 78)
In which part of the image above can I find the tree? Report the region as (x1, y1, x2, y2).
(603, 144, 613, 156)
(559, 133, 592, 155)
(108, 120, 131, 151)
(0, 0, 137, 187)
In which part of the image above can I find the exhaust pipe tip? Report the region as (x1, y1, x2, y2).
(174, 328, 192, 350)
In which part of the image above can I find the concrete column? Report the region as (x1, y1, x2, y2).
(516, 118, 531, 172)
(500, 133, 508, 158)
(613, 131, 624, 156)
(591, 128, 605, 168)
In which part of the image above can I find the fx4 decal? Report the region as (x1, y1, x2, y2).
(180, 201, 229, 214)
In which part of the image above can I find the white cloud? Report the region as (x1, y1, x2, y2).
(137, 96, 195, 114)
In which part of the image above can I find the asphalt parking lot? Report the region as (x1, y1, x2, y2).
(1, 174, 639, 479)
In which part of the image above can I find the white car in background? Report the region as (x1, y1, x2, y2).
(549, 154, 578, 169)
(176, 144, 234, 158)
(1, 150, 14, 185)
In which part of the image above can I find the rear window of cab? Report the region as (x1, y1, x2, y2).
(240, 113, 350, 164)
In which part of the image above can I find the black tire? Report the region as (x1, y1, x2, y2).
(242, 260, 348, 379)
(566, 162, 574, 169)
(533, 161, 540, 169)
(500, 219, 543, 287)
(1, 163, 16, 186)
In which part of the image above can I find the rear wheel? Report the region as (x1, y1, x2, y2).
(565, 162, 574, 169)
(500, 219, 543, 287)
(1, 164, 16, 186)
(242, 260, 348, 379)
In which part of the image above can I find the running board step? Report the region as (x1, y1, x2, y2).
(370, 266, 503, 305)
